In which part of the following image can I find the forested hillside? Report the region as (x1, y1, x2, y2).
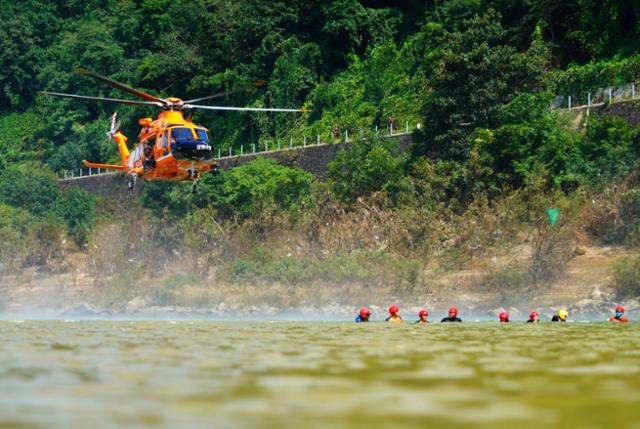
(2, 0, 640, 310)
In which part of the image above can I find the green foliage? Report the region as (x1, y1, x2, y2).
(328, 134, 408, 204)
(612, 256, 640, 299)
(203, 158, 314, 220)
(0, 204, 32, 275)
(548, 56, 640, 96)
(578, 117, 640, 182)
(55, 187, 96, 245)
(417, 9, 548, 161)
(0, 167, 60, 216)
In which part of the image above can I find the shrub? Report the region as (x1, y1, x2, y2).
(0, 166, 60, 216)
(152, 273, 200, 306)
(56, 187, 96, 245)
(328, 133, 408, 204)
(199, 158, 315, 221)
(482, 263, 531, 305)
(612, 256, 640, 299)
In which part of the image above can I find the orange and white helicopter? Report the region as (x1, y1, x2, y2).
(42, 68, 308, 191)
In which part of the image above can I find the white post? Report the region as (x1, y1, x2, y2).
(229, 146, 232, 156)
(218, 148, 221, 158)
(406, 121, 409, 133)
(252, 144, 256, 154)
(264, 142, 268, 152)
(609, 88, 612, 103)
(240, 145, 243, 156)
(80, 168, 83, 177)
(588, 92, 591, 107)
(390, 123, 394, 135)
(289, 138, 293, 148)
(89, 167, 92, 176)
(568, 96, 572, 109)
(375, 125, 378, 134)
(633, 84, 636, 99)
(303, 136, 306, 147)
(345, 130, 348, 142)
(316, 134, 320, 145)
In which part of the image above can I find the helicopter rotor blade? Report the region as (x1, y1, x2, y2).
(184, 80, 268, 104)
(183, 104, 311, 113)
(40, 91, 164, 107)
(75, 68, 167, 104)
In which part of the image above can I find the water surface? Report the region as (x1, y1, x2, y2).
(1, 321, 638, 428)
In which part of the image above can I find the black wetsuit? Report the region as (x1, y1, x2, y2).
(551, 315, 566, 322)
(441, 317, 462, 322)
(526, 319, 540, 323)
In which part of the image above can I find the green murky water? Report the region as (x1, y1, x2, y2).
(1, 321, 639, 429)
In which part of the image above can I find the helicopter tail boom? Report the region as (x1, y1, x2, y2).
(112, 132, 130, 167)
(82, 160, 125, 170)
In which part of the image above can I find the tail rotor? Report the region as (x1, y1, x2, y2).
(107, 112, 121, 140)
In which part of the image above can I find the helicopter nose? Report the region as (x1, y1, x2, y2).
(172, 142, 212, 160)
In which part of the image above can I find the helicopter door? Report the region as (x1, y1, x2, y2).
(129, 143, 144, 170)
(156, 130, 170, 160)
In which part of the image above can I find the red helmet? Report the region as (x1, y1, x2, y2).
(529, 311, 539, 319)
(499, 311, 509, 321)
(359, 307, 370, 318)
(615, 305, 625, 313)
(388, 305, 399, 315)
(418, 309, 428, 317)
(448, 307, 458, 316)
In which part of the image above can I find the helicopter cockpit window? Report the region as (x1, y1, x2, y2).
(161, 131, 169, 148)
(171, 127, 198, 143)
(196, 129, 209, 142)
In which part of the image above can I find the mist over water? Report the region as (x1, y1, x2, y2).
(1, 321, 638, 429)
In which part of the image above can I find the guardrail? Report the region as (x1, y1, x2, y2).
(552, 82, 639, 111)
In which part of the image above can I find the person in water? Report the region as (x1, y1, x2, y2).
(441, 307, 462, 322)
(386, 306, 403, 323)
(527, 311, 540, 323)
(355, 307, 371, 323)
(499, 311, 510, 323)
(415, 309, 429, 324)
(609, 306, 629, 323)
(551, 309, 569, 322)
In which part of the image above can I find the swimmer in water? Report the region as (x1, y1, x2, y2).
(441, 307, 462, 322)
(551, 309, 569, 322)
(609, 306, 629, 323)
(385, 306, 403, 323)
(415, 309, 429, 324)
(526, 311, 540, 323)
(355, 307, 371, 322)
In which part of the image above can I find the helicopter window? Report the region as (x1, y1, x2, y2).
(161, 131, 169, 148)
(196, 129, 209, 142)
(171, 127, 198, 143)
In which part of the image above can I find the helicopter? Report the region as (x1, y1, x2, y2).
(41, 68, 308, 191)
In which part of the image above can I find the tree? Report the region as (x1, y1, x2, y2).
(416, 10, 548, 161)
(328, 134, 408, 204)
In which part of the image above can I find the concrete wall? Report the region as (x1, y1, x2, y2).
(216, 132, 413, 180)
(593, 100, 640, 126)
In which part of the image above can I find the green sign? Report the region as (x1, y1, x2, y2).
(547, 208, 560, 226)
